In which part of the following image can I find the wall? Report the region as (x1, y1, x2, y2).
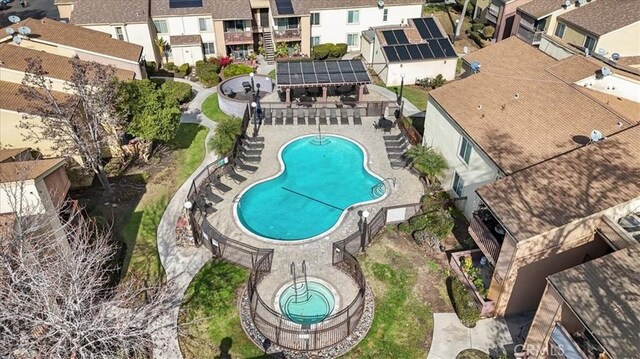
(495, 0, 533, 41)
(81, 22, 158, 64)
(558, 21, 589, 47)
(310, 4, 422, 50)
(217, 75, 273, 117)
(360, 35, 374, 65)
(0, 110, 59, 158)
(0, 68, 68, 92)
(384, 58, 457, 86)
(422, 97, 501, 219)
(538, 35, 573, 60)
(42, 166, 70, 208)
(155, 16, 217, 57)
(0, 179, 45, 215)
(575, 73, 640, 103)
(300, 15, 311, 56)
(171, 45, 204, 65)
(597, 22, 640, 57)
(56, 3, 73, 19)
(75, 50, 142, 78)
(18, 39, 76, 57)
(213, 20, 226, 58)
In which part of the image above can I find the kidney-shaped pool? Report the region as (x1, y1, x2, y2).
(234, 135, 385, 241)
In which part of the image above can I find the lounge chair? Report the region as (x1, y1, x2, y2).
(238, 152, 261, 164)
(203, 187, 224, 204)
(263, 108, 272, 125)
(387, 152, 408, 161)
(307, 108, 317, 125)
(340, 108, 349, 125)
(243, 134, 264, 143)
(241, 139, 264, 150)
(297, 110, 306, 125)
(386, 143, 409, 154)
(274, 109, 283, 125)
(234, 158, 258, 173)
(390, 157, 411, 169)
(226, 168, 247, 183)
(285, 108, 294, 125)
(195, 196, 217, 215)
(212, 180, 232, 193)
(329, 108, 338, 125)
(353, 108, 362, 125)
(241, 147, 262, 157)
(384, 132, 405, 142)
(385, 137, 408, 149)
(318, 108, 327, 125)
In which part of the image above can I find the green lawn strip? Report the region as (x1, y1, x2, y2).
(120, 124, 208, 283)
(202, 93, 232, 123)
(345, 255, 432, 358)
(179, 260, 265, 358)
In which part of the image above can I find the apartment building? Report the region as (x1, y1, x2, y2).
(516, 0, 640, 61)
(473, 0, 534, 41)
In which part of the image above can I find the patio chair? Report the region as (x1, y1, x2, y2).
(385, 136, 408, 149)
(241, 138, 264, 150)
(390, 157, 411, 169)
(384, 132, 404, 142)
(195, 196, 216, 215)
(212, 179, 232, 193)
(386, 142, 409, 154)
(340, 108, 350, 125)
(274, 109, 284, 125)
(285, 108, 294, 125)
(263, 108, 272, 125)
(329, 108, 338, 125)
(353, 108, 362, 125)
(238, 152, 261, 164)
(307, 108, 317, 125)
(203, 187, 224, 204)
(387, 151, 408, 161)
(243, 134, 264, 143)
(297, 109, 306, 125)
(226, 168, 247, 184)
(318, 108, 327, 125)
(234, 158, 259, 173)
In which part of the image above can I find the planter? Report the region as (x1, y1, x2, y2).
(449, 249, 495, 317)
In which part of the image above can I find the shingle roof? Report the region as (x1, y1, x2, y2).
(0, 44, 135, 81)
(0, 80, 71, 114)
(150, 0, 252, 19)
(0, 148, 31, 163)
(0, 158, 66, 183)
(518, 0, 566, 19)
(169, 35, 202, 46)
(71, 0, 149, 25)
(270, 0, 422, 17)
(477, 125, 640, 242)
(549, 245, 640, 359)
(0, 18, 142, 62)
(558, 0, 640, 36)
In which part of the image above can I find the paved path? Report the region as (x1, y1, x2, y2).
(149, 77, 219, 359)
(427, 313, 514, 359)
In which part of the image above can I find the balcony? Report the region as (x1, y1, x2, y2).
(517, 25, 544, 45)
(224, 31, 254, 45)
(469, 210, 503, 265)
(272, 27, 301, 41)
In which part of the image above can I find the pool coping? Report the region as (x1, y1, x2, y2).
(272, 277, 342, 325)
(231, 133, 389, 244)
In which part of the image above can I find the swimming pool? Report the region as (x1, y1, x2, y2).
(278, 281, 336, 325)
(235, 135, 385, 241)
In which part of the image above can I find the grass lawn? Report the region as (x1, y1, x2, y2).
(202, 93, 233, 122)
(344, 228, 452, 358)
(120, 123, 208, 284)
(179, 260, 266, 358)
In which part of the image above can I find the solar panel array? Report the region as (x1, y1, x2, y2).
(275, 0, 294, 15)
(382, 30, 409, 45)
(381, 18, 456, 63)
(276, 60, 371, 86)
(168, 0, 202, 8)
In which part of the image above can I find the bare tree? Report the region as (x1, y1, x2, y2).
(0, 178, 176, 358)
(19, 57, 126, 193)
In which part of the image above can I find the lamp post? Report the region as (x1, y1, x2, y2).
(397, 72, 405, 120)
(360, 210, 370, 252)
(249, 71, 255, 96)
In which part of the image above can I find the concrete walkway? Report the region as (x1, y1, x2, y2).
(149, 77, 219, 359)
(427, 313, 514, 359)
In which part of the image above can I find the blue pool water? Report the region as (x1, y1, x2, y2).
(279, 281, 335, 325)
(236, 135, 383, 240)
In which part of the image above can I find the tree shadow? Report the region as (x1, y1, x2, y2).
(215, 337, 232, 359)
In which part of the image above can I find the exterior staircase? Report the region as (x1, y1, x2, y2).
(263, 31, 275, 63)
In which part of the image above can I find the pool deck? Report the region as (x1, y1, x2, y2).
(207, 122, 424, 310)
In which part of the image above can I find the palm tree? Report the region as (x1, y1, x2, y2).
(405, 145, 448, 185)
(154, 37, 168, 64)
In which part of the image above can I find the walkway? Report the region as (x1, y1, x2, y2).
(149, 77, 219, 359)
(427, 313, 514, 359)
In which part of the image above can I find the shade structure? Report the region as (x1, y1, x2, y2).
(276, 60, 372, 88)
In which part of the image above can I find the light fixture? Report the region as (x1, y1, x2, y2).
(249, 72, 254, 77)
(251, 101, 257, 108)
(362, 210, 370, 219)
(184, 201, 193, 210)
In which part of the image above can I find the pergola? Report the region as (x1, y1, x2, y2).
(276, 59, 372, 103)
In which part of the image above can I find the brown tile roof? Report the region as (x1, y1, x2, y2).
(150, 0, 252, 19)
(477, 125, 640, 242)
(0, 148, 31, 163)
(0, 44, 135, 81)
(270, 0, 423, 17)
(433, 37, 633, 174)
(558, 0, 640, 36)
(0, 158, 66, 183)
(169, 35, 202, 46)
(0, 80, 71, 114)
(71, 0, 149, 25)
(578, 87, 640, 123)
(549, 245, 640, 359)
(518, 0, 565, 19)
(0, 18, 142, 62)
(617, 55, 640, 67)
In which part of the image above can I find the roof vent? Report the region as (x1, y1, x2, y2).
(611, 52, 620, 61)
(470, 61, 481, 73)
(8, 15, 21, 24)
(597, 48, 606, 56)
(589, 130, 605, 143)
(377, 0, 385, 8)
(577, 0, 586, 5)
(563, 0, 571, 7)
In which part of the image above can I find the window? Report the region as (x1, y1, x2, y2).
(311, 12, 320, 26)
(224, 19, 246, 33)
(347, 33, 359, 46)
(453, 172, 464, 197)
(458, 137, 472, 164)
(198, 18, 212, 32)
(153, 20, 168, 33)
(115, 27, 124, 40)
(228, 44, 250, 59)
(203, 42, 215, 55)
(347, 10, 359, 24)
(276, 17, 299, 30)
(584, 35, 597, 52)
(311, 36, 320, 46)
(383, 9, 388, 22)
(554, 22, 565, 38)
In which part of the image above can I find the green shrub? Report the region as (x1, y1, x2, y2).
(398, 208, 453, 242)
(449, 276, 481, 327)
(482, 26, 495, 39)
(222, 63, 254, 78)
(161, 81, 193, 104)
(195, 60, 205, 67)
(468, 31, 486, 48)
(174, 63, 190, 77)
(164, 62, 178, 71)
(334, 43, 348, 58)
(208, 116, 241, 155)
(471, 23, 485, 32)
(145, 61, 156, 75)
(312, 43, 332, 60)
(196, 62, 219, 87)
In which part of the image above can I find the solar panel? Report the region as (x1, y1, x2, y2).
(383, 47, 399, 62)
(394, 30, 409, 44)
(429, 40, 444, 58)
(342, 71, 357, 82)
(417, 43, 434, 59)
(279, 74, 290, 84)
(314, 62, 330, 83)
(289, 73, 303, 84)
(303, 72, 317, 83)
(413, 18, 431, 40)
(274, 60, 371, 86)
(289, 62, 302, 75)
(382, 31, 397, 45)
(407, 44, 422, 60)
(350, 60, 366, 72)
(169, 0, 202, 8)
(338, 61, 353, 72)
(301, 62, 315, 73)
(437, 38, 456, 57)
(424, 18, 442, 38)
(275, 0, 294, 15)
(395, 45, 410, 61)
(355, 71, 370, 82)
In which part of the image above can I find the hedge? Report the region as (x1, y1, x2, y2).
(196, 62, 219, 87)
(161, 81, 193, 104)
(175, 63, 190, 77)
(312, 43, 349, 60)
(449, 276, 481, 327)
(222, 63, 254, 79)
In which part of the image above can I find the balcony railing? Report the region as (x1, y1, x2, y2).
(224, 31, 254, 45)
(272, 27, 301, 41)
(517, 25, 544, 45)
(469, 213, 502, 265)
